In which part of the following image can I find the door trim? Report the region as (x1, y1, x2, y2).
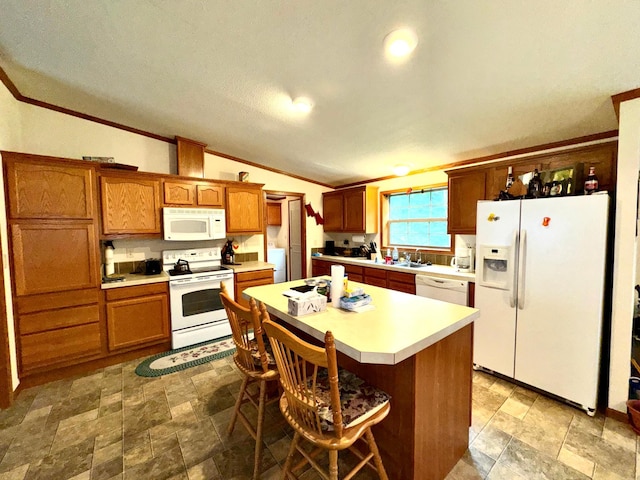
(263, 190, 307, 278)
(0, 227, 14, 408)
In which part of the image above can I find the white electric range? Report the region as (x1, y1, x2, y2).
(162, 247, 234, 349)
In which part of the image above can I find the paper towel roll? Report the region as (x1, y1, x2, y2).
(352, 235, 366, 243)
(331, 264, 345, 308)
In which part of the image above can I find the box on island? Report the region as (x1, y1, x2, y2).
(288, 295, 327, 316)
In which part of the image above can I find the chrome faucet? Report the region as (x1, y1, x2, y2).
(414, 249, 422, 264)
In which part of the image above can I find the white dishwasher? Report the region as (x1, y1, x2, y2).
(415, 274, 469, 306)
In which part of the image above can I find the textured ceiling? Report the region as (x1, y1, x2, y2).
(1, 1, 639, 187)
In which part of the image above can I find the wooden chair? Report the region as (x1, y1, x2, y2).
(219, 283, 280, 480)
(261, 311, 391, 480)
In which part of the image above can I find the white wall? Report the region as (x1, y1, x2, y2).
(205, 154, 330, 272)
(610, 98, 640, 412)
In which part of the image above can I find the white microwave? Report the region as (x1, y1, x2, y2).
(163, 207, 226, 241)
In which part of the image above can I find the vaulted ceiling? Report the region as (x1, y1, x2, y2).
(1, 1, 639, 187)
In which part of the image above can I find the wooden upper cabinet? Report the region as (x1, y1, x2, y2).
(163, 180, 225, 207)
(100, 175, 161, 235)
(322, 192, 343, 231)
(197, 184, 224, 207)
(226, 185, 264, 234)
(11, 222, 99, 296)
(322, 186, 378, 233)
(447, 169, 487, 234)
(266, 202, 282, 226)
(163, 181, 196, 205)
(4, 157, 95, 219)
(176, 136, 206, 178)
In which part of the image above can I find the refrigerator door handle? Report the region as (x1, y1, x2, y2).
(510, 229, 519, 308)
(517, 229, 527, 309)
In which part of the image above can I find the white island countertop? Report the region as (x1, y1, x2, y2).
(244, 278, 479, 365)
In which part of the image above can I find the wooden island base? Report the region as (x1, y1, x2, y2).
(280, 319, 473, 480)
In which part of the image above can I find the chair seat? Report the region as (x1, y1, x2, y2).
(250, 337, 277, 368)
(314, 368, 391, 431)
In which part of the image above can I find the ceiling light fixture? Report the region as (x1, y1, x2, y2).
(393, 165, 410, 176)
(384, 28, 418, 58)
(291, 97, 313, 113)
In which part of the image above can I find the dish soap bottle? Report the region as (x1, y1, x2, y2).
(392, 247, 399, 263)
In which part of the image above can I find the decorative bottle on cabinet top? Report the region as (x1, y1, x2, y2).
(505, 166, 514, 190)
(584, 166, 599, 195)
(527, 169, 543, 198)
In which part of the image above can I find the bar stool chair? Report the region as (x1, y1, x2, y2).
(219, 283, 280, 480)
(261, 312, 391, 480)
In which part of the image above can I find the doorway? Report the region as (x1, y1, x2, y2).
(264, 190, 306, 281)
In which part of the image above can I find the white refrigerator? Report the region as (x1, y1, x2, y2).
(474, 194, 609, 414)
(267, 248, 287, 283)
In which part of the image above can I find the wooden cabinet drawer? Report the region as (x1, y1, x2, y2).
(20, 323, 101, 373)
(16, 288, 99, 314)
(388, 271, 415, 285)
(388, 281, 416, 294)
(235, 270, 274, 308)
(105, 282, 168, 301)
(235, 269, 274, 283)
(344, 264, 363, 282)
(364, 276, 387, 288)
(311, 260, 333, 277)
(364, 267, 387, 279)
(19, 304, 99, 335)
(388, 271, 416, 294)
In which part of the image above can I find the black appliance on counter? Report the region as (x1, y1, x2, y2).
(324, 240, 336, 255)
(144, 258, 162, 275)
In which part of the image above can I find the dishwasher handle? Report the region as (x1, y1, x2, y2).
(415, 275, 468, 292)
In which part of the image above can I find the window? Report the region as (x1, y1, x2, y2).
(386, 186, 451, 249)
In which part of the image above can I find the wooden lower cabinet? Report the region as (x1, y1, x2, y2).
(344, 264, 363, 283)
(235, 269, 274, 308)
(363, 267, 387, 288)
(16, 288, 102, 374)
(105, 283, 169, 351)
(311, 259, 334, 277)
(363, 266, 416, 294)
(387, 271, 416, 294)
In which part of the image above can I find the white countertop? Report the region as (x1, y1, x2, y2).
(101, 271, 170, 289)
(223, 261, 275, 273)
(244, 278, 479, 365)
(312, 255, 476, 281)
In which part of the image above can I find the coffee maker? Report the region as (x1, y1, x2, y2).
(451, 246, 475, 273)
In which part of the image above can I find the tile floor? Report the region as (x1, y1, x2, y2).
(0, 354, 637, 479)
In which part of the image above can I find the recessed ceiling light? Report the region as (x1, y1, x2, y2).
(393, 164, 410, 176)
(291, 97, 313, 113)
(384, 28, 418, 58)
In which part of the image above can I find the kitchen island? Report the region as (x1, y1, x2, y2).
(243, 279, 479, 480)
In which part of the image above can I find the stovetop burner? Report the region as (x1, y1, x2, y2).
(168, 269, 192, 276)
